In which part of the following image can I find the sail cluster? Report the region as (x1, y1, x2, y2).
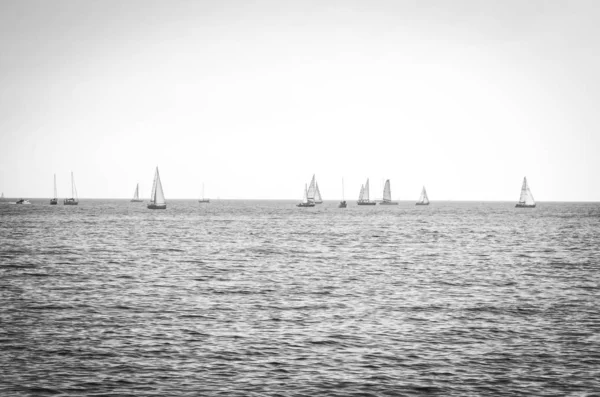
(305, 175, 322, 204)
(358, 179, 371, 202)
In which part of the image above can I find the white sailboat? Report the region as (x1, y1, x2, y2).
(307, 175, 323, 204)
(379, 179, 398, 205)
(0, 192, 4, 202)
(131, 183, 143, 202)
(357, 178, 376, 205)
(148, 167, 167, 209)
(297, 183, 315, 207)
(416, 186, 430, 206)
(50, 174, 58, 205)
(515, 177, 536, 208)
(338, 178, 347, 208)
(63, 172, 78, 205)
(198, 183, 210, 203)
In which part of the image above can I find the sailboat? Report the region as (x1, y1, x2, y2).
(148, 167, 167, 210)
(515, 177, 536, 208)
(131, 183, 143, 202)
(379, 179, 398, 205)
(50, 174, 58, 205)
(198, 183, 210, 203)
(297, 183, 315, 207)
(307, 175, 323, 204)
(1, 192, 5, 202)
(338, 178, 347, 208)
(416, 186, 430, 206)
(63, 172, 78, 205)
(357, 178, 376, 205)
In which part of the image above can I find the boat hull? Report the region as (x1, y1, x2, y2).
(357, 201, 376, 206)
(130, 199, 143, 202)
(314, 201, 323, 204)
(198, 199, 210, 203)
(50, 199, 58, 205)
(379, 201, 398, 205)
(148, 204, 167, 210)
(297, 203, 315, 207)
(416, 203, 429, 206)
(515, 204, 536, 208)
(338, 201, 347, 208)
(64, 199, 78, 205)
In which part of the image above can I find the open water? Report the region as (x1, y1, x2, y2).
(1, 200, 599, 396)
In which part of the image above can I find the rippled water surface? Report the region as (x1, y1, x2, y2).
(1, 200, 599, 396)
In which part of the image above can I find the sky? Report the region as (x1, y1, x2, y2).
(1, 0, 599, 201)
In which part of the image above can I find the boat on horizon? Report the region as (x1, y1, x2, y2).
(148, 167, 167, 210)
(307, 175, 323, 204)
(416, 186, 430, 206)
(297, 183, 315, 207)
(131, 183, 143, 202)
(50, 174, 58, 205)
(15, 199, 31, 205)
(338, 178, 347, 208)
(515, 177, 536, 208)
(198, 183, 210, 203)
(379, 179, 398, 205)
(357, 179, 376, 205)
(63, 172, 78, 205)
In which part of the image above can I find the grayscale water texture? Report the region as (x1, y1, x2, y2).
(1, 200, 599, 396)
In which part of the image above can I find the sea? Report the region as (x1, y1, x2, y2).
(1, 200, 599, 396)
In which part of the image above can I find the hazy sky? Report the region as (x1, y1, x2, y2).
(1, 0, 599, 201)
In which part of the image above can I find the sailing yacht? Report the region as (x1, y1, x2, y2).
(515, 177, 536, 208)
(148, 167, 167, 209)
(297, 183, 315, 207)
(131, 183, 143, 202)
(198, 183, 210, 203)
(338, 178, 347, 208)
(50, 174, 58, 205)
(379, 179, 398, 205)
(63, 172, 79, 205)
(416, 186, 430, 206)
(357, 179, 376, 205)
(307, 175, 323, 204)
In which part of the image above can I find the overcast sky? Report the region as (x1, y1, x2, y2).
(1, 0, 599, 201)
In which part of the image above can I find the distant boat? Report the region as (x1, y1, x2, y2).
(338, 178, 347, 208)
(297, 183, 315, 207)
(357, 179, 376, 205)
(148, 167, 167, 210)
(198, 183, 210, 203)
(307, 175, 323, 204)
(131, 183, 143, 202)
(50, 174, 58, 205)
(416, 186, 430, 206)
(0, 192, 4, 202)
(15, 199, 31, 205)
(63, 172, 78, 205)
(515, 177, 536, 208)
(379, 179, 398, 205)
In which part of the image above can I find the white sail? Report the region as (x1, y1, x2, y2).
(364, 179, 370, 201)
(417, 186, 429, 204)
(315, 182, 322, 202)
(383, 179, 391, 202)
(71, 172, 78, 200)
(302, 183, 309, 204)
(53, 174, 57, 198)
(151, 167, 166, 205)
(518, 177, 535, 206)
(133, 184, 139, 200)
(307, 174, 316, 200)
(358, 184, 365, 201)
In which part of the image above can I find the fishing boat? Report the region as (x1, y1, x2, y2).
(148, 167, 167, 209)
(307, 175, 323, 204)
(198, 183, 210, 203)
(15, 199, 31, 205)
(357, 179, 376, 205)
(515, 177, 536, 208)
(50, 174, 58, 205)
(131, 183, 143, 202)
(416, 186, 430, 206)
(379, 179, 398, 205)
(63, 172, 78, 205)
(338, 178, 347, 208)
(297, 183, 315, 207)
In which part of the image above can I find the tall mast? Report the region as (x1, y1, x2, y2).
(71, 172, 74, 199)
(53, 174, 57, 198)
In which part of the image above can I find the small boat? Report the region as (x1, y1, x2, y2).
(297, 183, 315, 207)
(198, 183, 210, 203)
(0, 192, 5, 202)
(50, 174, 58, 205)
(338, 178, 347, 208)
(148, 167, 167, 210)
(379, 179, 398, 205)
(357, 179, 376, 205)
(15, 199, 31, 205)
(63, 172, 78, 205)
(307, 175, 323, 204)
(416, 186, 430, 206)
(131, 183, 143, 202)
(515, 177, 536, 208)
